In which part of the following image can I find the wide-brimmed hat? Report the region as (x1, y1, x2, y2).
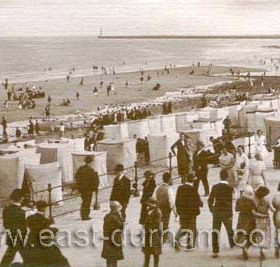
(243, 185, 254, 198)
(84, 156, 93, 164)
(147, 197, 158, 208)
(255, 184, 270, 199)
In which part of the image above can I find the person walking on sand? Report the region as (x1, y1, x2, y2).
(1, 116, 7, 138)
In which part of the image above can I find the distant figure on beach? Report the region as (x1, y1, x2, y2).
(35, 120, 40, 135)
(76, 91, 80, 100)
(198, 62, 200, 68)
(223, 116, 231, 135)
(79, 77, 84, 86)
(47, 95, 52, 105)
(93, 86, 98, 96)
(16, 127, 21, 139)
(125, 80, 128, 87)
(189, 69, 194, 75)
(4, 78, 9, 90)
(107, 85, 110, 96)
(45, 104, 51, 119)
(60, 122, 65, 137)
(140, 76, 144, 84)
(100, 80, 104, 88)
(1, 116, 7, 138)
(66, 75, 70, 82)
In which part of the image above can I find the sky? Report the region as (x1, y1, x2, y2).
(0, 0, 279, 37)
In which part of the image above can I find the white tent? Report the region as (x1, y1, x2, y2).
(0, 150, 41, 204)
(148, 116, 162, 134)
(0, 154, 20, 204)
(127, 119, 149, 138)
(182, 129, 212, 147)
(36, 138, 85, 183)
(97, 139, 136, 172)
(72, 151, 108, 187)
(192, 118, 212, 130)
(264, 116, 280, 146)
(160, 114, 176, 134)
(103, 123, 129, 140)
(247, 109, 275, 133)
(199, 107, 228, 121)
(148, 134, 178, 168)
(24, 162, 63, 204)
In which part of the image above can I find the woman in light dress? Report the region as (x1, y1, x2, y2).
(235, 145, 249, 195)
(219, 146, 236, 189)
(254, 130, 268, 159)
(271, 183, 280, 258)
(247, 153, 268, 191)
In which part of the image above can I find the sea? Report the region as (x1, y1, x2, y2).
(0, 36, 280, 83)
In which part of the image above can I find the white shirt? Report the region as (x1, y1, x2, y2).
(153, 183, 175, 210)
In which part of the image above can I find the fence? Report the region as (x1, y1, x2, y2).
(32, 152, 177, 219)
(33, 130, 257, 220)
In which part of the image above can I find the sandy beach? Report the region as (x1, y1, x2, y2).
(0, 65, 263, 123)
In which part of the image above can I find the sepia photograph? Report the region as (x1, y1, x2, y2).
(1, 0, 280, 266)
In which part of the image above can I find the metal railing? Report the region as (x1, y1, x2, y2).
(37, 130, 256, 220)
(32, 152, 176, 220)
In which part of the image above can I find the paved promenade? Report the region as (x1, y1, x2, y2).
(1, 152, 280, 266)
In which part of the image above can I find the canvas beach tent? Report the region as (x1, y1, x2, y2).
(72, 151, 108, 188)
(147, 116, 162, 134)
(0, 150, 41, 205)
(97, 138, 136, 172)
(148, 134, 178, 168)
(24, 162, 63, 204)
(127, 119, 149, 139)
(160, 114, 177, 135)
(103, 123, 129, 140)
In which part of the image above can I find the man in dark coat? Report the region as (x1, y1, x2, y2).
(0, 189, 27, 267)
(110, 164, 131, 221)
(175, 174, 203, 251)
(171, 133, 191, 179)
(102, 201, 124, 267)
(139, 171, 157, 225)
(208, 169, 234, 258)
(27, 201, 70, 267)
(75, 156, 99, 220)
(193, 141, 213, 196)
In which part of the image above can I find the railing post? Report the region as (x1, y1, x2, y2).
(133, 161, 140, 197)
(248, 132, 252, 159)
(47, 183, 53, 220)
(168, 152, 172, 176)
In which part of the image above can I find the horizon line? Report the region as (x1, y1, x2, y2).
(99, 34, 280, 40)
